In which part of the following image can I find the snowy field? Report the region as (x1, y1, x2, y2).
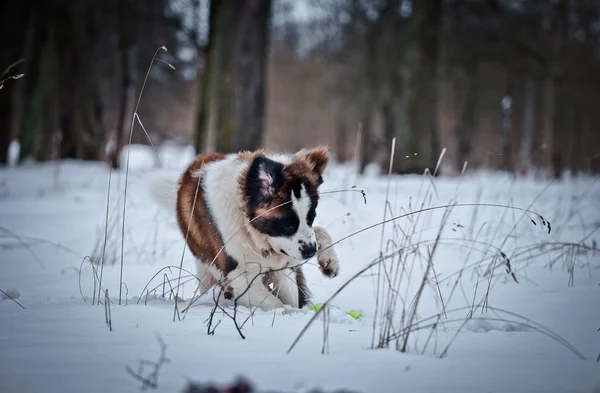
(1, 144, 599, 393)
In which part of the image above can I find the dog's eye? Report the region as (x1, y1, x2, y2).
(277, 218, 298, 236)
(279, 223, 297, 236)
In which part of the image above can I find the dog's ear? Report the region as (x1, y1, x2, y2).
(246, 156, 285, 206)
(294, 146, 330, 179)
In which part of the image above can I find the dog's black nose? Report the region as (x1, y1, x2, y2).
(300, 242, 317, 259)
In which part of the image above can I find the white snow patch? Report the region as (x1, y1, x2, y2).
(7, 138, 20, 167)
(0, 144, 599, 393)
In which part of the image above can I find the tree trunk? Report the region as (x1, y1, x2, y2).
(109, 0, 136, 168)
(571, 104, 584, 174)
(358, 108, 375, 175)
(500, 79, 513, 172)
(334, 112, 349, 163)
(541, 0, 567, 178)
(194, 61, 210, 153)
(550, 82, 568, 179)
(19, 8, 58, 161)
(458, 68, 478, 171)
(232, 0, 271, 152)
(196, 0, 242, 153)
(0, 2, 29, 163)
(434, 9, 461, 176)
(195, 0, 271, 154)
(213, 1, 242, 153)
(17, 2, 102, 163)
(541, 72, 559, 177)
(381, 101, 396, 148)
(394, 0, 442, 174)
(518, 77, 535, 175)
(568, 104, 578, 174)
(8, 17, 36, 160)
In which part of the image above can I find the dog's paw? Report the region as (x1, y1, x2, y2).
(281, 304, 308, 315)
(222, 285, 234, 300)
(255, 295, 286, 311)
(317, 239, 339, 278)
(314, 226, 340, 278)
(318, 257, 339, 278)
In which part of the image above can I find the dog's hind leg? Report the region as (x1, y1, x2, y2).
(194, 260, 217, 297)
(270, 268, 300, 308)
(294, 266, 312, 308)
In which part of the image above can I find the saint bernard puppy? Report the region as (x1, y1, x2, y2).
(151, 146, 339, 311)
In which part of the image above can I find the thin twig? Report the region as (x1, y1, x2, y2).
(0, 289, 25, 309)
(0, 226, 45, 268)
(105, 289, 112, 331)
(98, 166, 112, 305)
(0, 58, 24, 79)
(287, 259, 380, 354)
(119, 46, 172, 305)
(174, 174, 201, 322)
(372, 137, 395, 349)
(125, 334, 170, 390)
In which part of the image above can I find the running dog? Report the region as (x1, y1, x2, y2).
(150, 146, 339, 310)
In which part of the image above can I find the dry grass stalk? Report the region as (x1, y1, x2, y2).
(0, 71, 24, 90)
(97, 166, 112, 306)
(174, 174, 202, 322)
(372, 137, 396, 349)
(105, 289, 112, 331)
(322, 304, 331, 355)
(119, 46, 173, 305)
(400, 205, 453, 353)
(286, 143, 582, 356)
(0, 289, 25, 309)
(125, 334, 170, 390)
(0, 225, 44, 268)
(383, 305, 585, 359)
(0, 58, 24, 79)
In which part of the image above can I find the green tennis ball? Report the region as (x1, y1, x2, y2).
(310, 304, 322, 313)
(346, 310, 361, 320)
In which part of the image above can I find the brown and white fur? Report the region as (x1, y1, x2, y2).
(150, 146, 338, 310)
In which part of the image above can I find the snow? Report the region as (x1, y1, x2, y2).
(7, 138, 20, 167)
(1, 144, 599, 393)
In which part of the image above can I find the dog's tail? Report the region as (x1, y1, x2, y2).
(146, 170, 181, 215)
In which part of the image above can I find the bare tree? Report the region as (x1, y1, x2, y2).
(108, 0, 137, 168)
(395, 0, 442, 173)
(195, 0, 272, 154)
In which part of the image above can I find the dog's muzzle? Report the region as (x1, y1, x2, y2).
(300, 242, 317, 259)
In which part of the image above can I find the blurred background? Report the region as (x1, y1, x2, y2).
(2, 0, 600, 177)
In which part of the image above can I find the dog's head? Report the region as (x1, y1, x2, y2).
(241, 146, 329, 260)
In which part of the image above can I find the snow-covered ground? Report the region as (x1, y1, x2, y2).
(1, 144, 599, 393)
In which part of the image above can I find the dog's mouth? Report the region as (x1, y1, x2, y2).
(279, 249, 288, 256)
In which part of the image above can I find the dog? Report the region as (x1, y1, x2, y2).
(150, 146, 339, 310)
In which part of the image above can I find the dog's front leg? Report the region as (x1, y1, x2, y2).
(227, 271, 285, 310)
(314, 226, 339, 278)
